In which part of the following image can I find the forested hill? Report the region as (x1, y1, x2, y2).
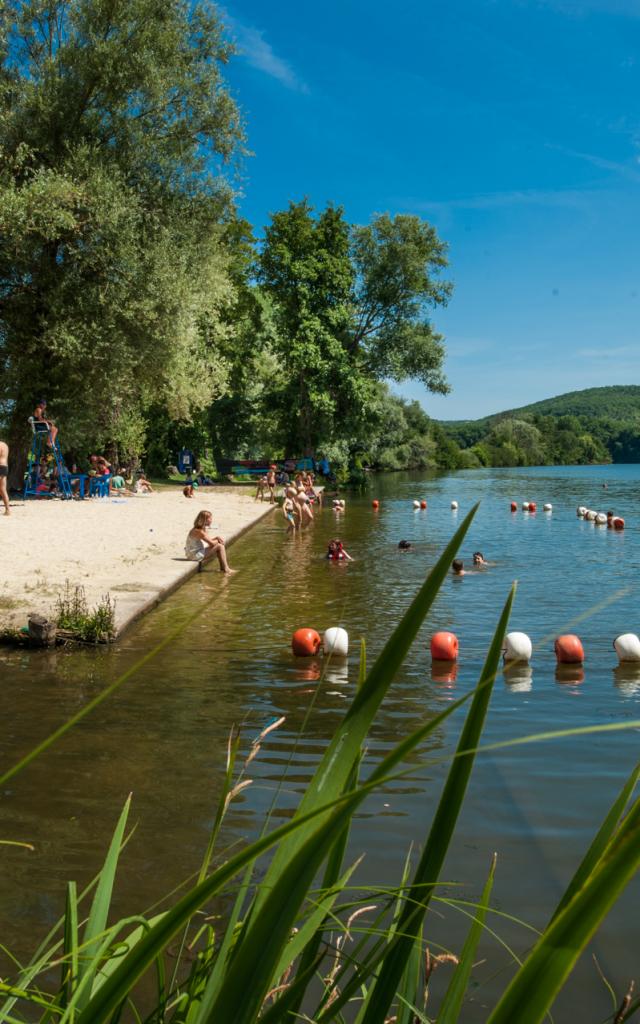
(444, 386, 640, 431)
(437, 386, 640, 467)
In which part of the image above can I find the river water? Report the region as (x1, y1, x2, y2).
(2, 464, 639, 1021)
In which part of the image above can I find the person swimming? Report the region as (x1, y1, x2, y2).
(326, 539, 353, 562)
(398, 540, 412, 550)
(473, 551, 488, 566)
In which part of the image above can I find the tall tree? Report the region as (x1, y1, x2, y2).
(257, 201, 451, 456)
(0, 0, 242, 484)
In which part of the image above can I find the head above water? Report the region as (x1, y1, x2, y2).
(452, 559, 464, 573)
(398, 540, 411, 550)
(473, 551, 484, 564)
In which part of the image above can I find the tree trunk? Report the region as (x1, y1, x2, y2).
(7, 405, 32, 492)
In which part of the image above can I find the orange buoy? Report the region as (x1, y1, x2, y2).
(510, 501, 517, 512)
(292, 628, 322, 657)
(420, 500, 427, 509)
(528, 502, 537, 513)
(430, 631, 459, 661)
(613, 517, 625, 530)
(554, 634, 584, 665)
(372, 499, 379, 509)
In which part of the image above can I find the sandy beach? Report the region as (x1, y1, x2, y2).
(0, 489, 275, 635)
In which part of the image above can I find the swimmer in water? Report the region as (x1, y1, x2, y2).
(398, 539, 412, 551)
(473, 551, 489, 567)
(452, 558, 478, 576)
(327, 539, 353, 562)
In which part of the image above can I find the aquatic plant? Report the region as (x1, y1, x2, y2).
(55, 582, 116, 643)
(2, 506, 640, 1023)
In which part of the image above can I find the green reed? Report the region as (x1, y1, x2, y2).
(2, 506, 640, 1023)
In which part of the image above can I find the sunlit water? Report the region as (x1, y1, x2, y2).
(2, 464, 639, 1021)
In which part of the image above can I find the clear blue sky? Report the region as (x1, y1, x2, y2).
(221, 0, 640, 420)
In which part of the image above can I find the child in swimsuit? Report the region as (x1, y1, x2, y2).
(326, 539, 353, 562)
(0, 440, 9, 515)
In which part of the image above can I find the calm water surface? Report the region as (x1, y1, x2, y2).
(2, 464, 640, 1021)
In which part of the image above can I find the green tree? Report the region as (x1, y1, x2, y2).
(0, 0, 242, 485)
(257, 202, 451, 455)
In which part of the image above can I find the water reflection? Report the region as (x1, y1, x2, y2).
(555, 664, 585, 685)
(431, 659, 458, 686)
(613, 663, 640, 696)
(503, 663, 533, 692)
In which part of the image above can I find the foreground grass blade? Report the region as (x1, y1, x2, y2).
(438, 853, 497, 1024)
(74, 797, 131, 1012)
(190, 692, 483, 1023)
(487, 796, 640, 1024)
(73, 773, 418, 1024)
(61, 882, 78, 1011)
(248, 506, 478, 918)
(549, 760, 640, 924)
(356, 584, 515, 1024)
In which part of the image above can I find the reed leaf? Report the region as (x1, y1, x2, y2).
(437, 853, 497, 1024)
(549, 760, 640, 925)
(487, 796, 640, 1024)
(248, 505, 477, 917)
(74, 797, 131, 1012)
(355, 584, 515, 1024)
(60, 881, 78, 1012)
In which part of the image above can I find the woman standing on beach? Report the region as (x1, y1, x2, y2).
(0, 441, 9, 515)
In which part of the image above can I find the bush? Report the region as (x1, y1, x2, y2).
(55, 582, 116, 643)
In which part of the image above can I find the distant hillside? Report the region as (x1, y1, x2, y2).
(442, 386, 640, 430)
(439, 386, 640, 466)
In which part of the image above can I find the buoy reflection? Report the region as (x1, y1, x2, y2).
(613, 664, 640, 696)
(555, 664, 585, 685)
(503, 663, 533, 692)
(431, 659, 458, 685)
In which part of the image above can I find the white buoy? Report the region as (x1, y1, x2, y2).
(586, 509, 597, 521)
(451, 500, 458, 509)
(323, 627, 349, 657)
(502, 631, 533, 664)
(413, 500, 420, 508)
(543, 503, 552, 512)
(577, 506, 586, 517)
(614, 634, 640, 663)
(595, 512, 607, 525)
(521, 501, 529, 511)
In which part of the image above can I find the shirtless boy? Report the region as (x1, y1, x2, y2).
(0, 441, 10, 515)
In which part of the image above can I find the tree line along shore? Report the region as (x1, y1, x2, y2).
(1, 4, 638, 493)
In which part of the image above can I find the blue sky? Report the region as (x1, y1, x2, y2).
(221, 0, 640, 420)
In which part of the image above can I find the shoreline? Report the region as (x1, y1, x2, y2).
(0, 490, 277, 642)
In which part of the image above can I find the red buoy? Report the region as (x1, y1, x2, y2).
(554, 634, 584, 665)
(420, 500, 427, 509)
(510, 501, 517, 512)
(528, 502, 537, 513)
(372, 499, 379, 509)
(613, 517, 625, 530)
(292, 628, 322, 657)
(430, 631, 459, 661)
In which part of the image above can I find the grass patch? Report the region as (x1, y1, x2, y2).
(55, 582, 116, 643)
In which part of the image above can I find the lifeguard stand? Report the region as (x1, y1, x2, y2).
(23, 418, 73, 500)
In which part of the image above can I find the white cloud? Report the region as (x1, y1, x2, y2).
(225, 15, 308, 93)
(410, 187, 600, 214)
